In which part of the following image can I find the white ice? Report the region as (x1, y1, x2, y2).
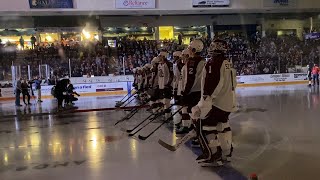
(0, 84, 320, 180)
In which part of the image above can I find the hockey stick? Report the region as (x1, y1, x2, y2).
(114, 99, 151, 125)
(117, 91, 131, 103)
(126, 103, 174, 133)
(137, 107, 183, 140)
(121, 96, 136, 108)
(115, 91, 137, 107)
(114, 108, 139, 125)
(158, 129, 196, 151)
(128, 111, 164, 137)
(126, 106, 163, 133)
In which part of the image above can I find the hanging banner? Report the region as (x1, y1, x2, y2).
(115, 0, 156, 9)
(29, 0, 74, 9)
(192, 0, 230, 7)
(263, 0, 297, 8)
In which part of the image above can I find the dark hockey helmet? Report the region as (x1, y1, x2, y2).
(207, 39, 228, 56)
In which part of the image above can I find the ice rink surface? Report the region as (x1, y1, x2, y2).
(0, 84, 320, 180)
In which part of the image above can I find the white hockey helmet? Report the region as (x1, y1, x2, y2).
(188, 39, 204, 53)
(207, 39, 228, 56)
(181, 49, 190, 56)
(151, 57, 160, 65)
(144, 63, 152, 69)
(173, 51, 182, 57)
(136, 67, 142, 72)
(159, 51, 168, 58)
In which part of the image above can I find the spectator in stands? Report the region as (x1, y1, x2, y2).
(101, 70, 107, 76)
(19, 36, 25, 50)
(31, 35, 36, 49)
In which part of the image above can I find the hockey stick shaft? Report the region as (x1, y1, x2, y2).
(126, 107, 162, 133)
(118, 92, 130, 102)
(117, 91, 137, 106)
(138, 107, 183, 140)
(114, 99, 151, 125)
(122, 96, 136, 107)
(158, 130, 196, 151)
(128, 104, 175, 135)
(128, 111, 163, 136)
(114, 108, 139, 125)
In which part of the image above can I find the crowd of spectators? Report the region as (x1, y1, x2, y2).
(1, 33, 320, 82)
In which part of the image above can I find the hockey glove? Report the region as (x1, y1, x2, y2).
(190, 105, 201, 122)
(196, 96, 212, 119)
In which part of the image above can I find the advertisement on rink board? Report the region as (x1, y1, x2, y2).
(237, 73, 307, 84)
(115, 0, 156, 9)
(95, 82, 126, 92)
(192, 0, 230, 7)
(0, 73, 308, 99)
(263, 0, 297, 8)
(0, 88, 14, 97)
(69, 75, 134, 84)
(29, 0, 74, 8)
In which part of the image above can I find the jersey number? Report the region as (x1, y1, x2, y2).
(189, 68, 194, 75)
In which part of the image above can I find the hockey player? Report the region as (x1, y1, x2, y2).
(172, 51, 183, 105)
(140, 64, 152, 102)
(132, 68, 138, 90)
(158, 51, 174, 120)
(191, 39, 237, 166)
(149, 57, 162, 113)
(176, 40, 206, 135)
(136, 67, 144, 93)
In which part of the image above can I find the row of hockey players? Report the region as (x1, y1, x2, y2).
(132, 38, 237, 166)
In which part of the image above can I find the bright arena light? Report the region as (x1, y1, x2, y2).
(82, 29, 91, 39)
(46, 35, 53, 42)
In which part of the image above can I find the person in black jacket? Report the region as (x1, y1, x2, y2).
(54, 79, 70, 109)
(65, 83, 80, 106)
(21, 79, 31, 105)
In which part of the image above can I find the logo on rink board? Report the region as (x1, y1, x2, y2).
(192, 0, 230, 7)
(263, 0, 296, 7)
(116, 0, 156, 9)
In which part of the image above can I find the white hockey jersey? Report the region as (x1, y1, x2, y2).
(137, 74, 144, 90)
(201, 56, 237, 113)
(158, 61, 173, 90)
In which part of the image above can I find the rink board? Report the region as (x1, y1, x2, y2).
(0, 73, 308, 100)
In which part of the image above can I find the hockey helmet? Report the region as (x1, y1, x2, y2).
(151, 57, 160, 65)
(182, 49, 190, 56)
(188, 39, 204, 53)
(159, 51, 168, 58)
(173, 51, 182, 57)
(207, 39, 228, 56)
(143, 63, 152, 70)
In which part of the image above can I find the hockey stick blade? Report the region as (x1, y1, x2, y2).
(126, 108, 162, 133)
(128, 133, 136, 137)
(127, 114, 158, 135)
(138, 135, 148, 140)
(158, 139, 177, 151)
(158, 130, 196, 151)
(137, 107, 183, 141)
